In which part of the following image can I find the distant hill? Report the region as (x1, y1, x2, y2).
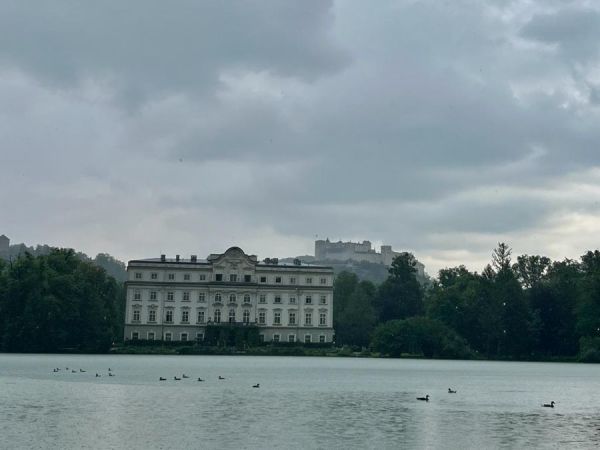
(3, 243, 127, 282)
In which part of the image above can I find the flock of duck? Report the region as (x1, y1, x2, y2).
(158, 374, 260, 387)
(416, 389, 556, 408)
(52, 367, 115, 377)
(52, 367, 259, 388)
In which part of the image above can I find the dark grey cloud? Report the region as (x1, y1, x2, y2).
(1, 0, 600, 275)
(0, 0, 348, 99)
(521, 7, 600, 62)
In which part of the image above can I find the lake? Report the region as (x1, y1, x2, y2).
(1, 354, 599, 449)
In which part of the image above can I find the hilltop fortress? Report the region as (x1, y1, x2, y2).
(315, 239, 425, 278)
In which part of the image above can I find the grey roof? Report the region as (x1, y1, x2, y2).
(128, 257, 332, 269)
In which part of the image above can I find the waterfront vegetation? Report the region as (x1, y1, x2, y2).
(2, 244, 600, 362)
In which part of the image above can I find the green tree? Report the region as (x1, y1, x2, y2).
(375, 253, 424, 322)
(370, 316, 472, 359)
(336, 280, 377, 347)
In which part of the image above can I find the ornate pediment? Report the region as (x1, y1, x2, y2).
(208, 247, 257, 270)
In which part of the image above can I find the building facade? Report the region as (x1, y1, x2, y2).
(124, 247, 334, 344)
(314, 238, 425, 277)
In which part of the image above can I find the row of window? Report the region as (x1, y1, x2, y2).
(133, 291, 328, 305)
(131, 309, 328, 326)
(130, 331, 327, 343)
(134, 271, 329, 285)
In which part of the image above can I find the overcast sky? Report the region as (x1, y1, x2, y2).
(1, 0, 600, 276)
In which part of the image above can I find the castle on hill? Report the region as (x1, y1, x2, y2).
(314, 238, 425, 278)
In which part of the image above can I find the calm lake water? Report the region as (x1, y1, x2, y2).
(1, 354, 599, 449)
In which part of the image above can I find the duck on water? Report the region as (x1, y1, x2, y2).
(417, 395, 430, 401)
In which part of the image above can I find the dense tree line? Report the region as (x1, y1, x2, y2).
(335, 244, 600, 361)
(0, 249, 124, 353)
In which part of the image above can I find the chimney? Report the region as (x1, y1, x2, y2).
(191, 255, 197, 262)
(176, 254, 180, 262)
(160, 254, 166, 262)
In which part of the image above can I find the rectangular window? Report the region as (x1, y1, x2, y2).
(181, 333, 188, 342)
(289, 297, 296, 304)
(259, 295, 266, 304)
(319, 335, 326, 343)
(148, 309, 156, 322)
(306, 277, 312, 284)
(274, 311, 281, 325)
(305, 296, 312, 305)
(196, 332, 204, 342)
(165, 332, 172, 341)
(290, 277, 296, 285)
(259, 334, 265, 343)
(273, 334, 280, 343)
(168, 273, 175, 280)
(305, 312, 312, 326)
(288, 334, 296, 343)
(305, 334, 312, 344)
(181, 310, 189, 323)
(151, 272, 158, 280)
(289, 312, 296, 325)
(132, 331, 139, 340)
(274, 295, 281, 304)
(319, 313, 327, 326)
(215, 273, 223, 281)
(148, 332, 155, 340)
(197, 310, 205, 323)
(244, 274, 252, 283)
(167, 291, 174, 301)
(135, 272, 142, 279)
(150, 291, 157, 301)
(258, 311, 266, 325)
(132, 309, 140, 322)
(230, 274, 238, 282)
(320, 295, 327, 304)
(165, 310, 173, 323)
(199, 274, 206, 281)
(183, 291, 190, 301)
(184, 274, 190, 281)
(320, 278, 327, 285)
(275, 276, 282, 284)
(260, 276, 267, 283)
(198, 293, 205, 302)
(134, 290, 141, 300)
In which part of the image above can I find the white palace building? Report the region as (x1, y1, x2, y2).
(124, 247, 335, 344)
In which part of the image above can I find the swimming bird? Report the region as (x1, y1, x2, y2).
(218, 376, 225, 380)
(182, 374, 189, 379)
(96, 373, 101, 377)
(108, 372, 115, 377)
(71, 370, 77, 373)
(197, 378, 204, 382)
(80, 369, 86, 373)
(252, 383, 260, 388)
(174, 376, 181, 381)
(543, 401, 555, 408)
(448, 388, 457, 394)
(108, 368, 112, 372)
(417, 395, 430, 401)
(159, 377, 166, 381)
